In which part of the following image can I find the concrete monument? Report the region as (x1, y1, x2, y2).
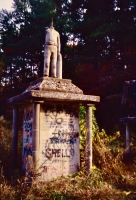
(43, 20, 62, 78)
(8, 22, 100, 182)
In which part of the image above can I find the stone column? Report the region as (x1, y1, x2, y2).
(125, 123, 130, 154)
(86, 104, 93, 172)
(11, 106, 19, 170)
(32, 102, 40, 172)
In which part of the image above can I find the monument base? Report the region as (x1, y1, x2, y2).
(23, 102, 80, 181)
(8, 77, 100, 181)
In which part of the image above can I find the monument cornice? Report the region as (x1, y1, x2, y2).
(7, 77, 100, 105)
(7, 89, 100, 105)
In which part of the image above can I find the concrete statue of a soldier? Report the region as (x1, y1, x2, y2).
(43, 20, 62, 78)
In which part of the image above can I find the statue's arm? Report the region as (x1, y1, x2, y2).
(57, 33, 61, 53)
(44, 30, 47, 50)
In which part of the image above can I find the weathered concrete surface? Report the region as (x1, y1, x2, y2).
(22, 102, 80, 181)
(8, 90, 100, 104)
(11, 106, 19, 170)
(7, 77, 100, 105)
(86, 105, 93, 171)
(32, 103, 40, 170)
(8, 76, 100, 179)
(39, 103, 80, 181)
(22, 105, 33, 174)
(24, 77, 83, 94)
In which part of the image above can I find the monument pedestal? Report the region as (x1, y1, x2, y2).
(8, 77, 100, 181)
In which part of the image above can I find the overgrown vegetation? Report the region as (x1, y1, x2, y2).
(0, 0, 136, 132)
(0, 107, 136, 200)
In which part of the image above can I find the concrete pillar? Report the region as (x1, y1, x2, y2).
(32, 102, 40, 171)
(11, 106, 19, 169)
(86, 104, 93, 171)
(125, 123, 130, 154)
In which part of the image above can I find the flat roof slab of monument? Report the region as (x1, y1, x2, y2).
(7, 90, 100, 105)
(7, 77, 100, 105)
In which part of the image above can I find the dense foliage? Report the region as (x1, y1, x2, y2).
(0, 0, 136, 129)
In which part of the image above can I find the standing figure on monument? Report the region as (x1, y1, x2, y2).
(43, 20, 62, 78)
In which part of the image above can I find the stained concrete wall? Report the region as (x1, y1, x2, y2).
(39, 103, 80, 181)
(22, 103, 80, 181)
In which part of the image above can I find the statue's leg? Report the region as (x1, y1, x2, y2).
(51, 46, 57, 78)
(43, 46, 51, 76)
